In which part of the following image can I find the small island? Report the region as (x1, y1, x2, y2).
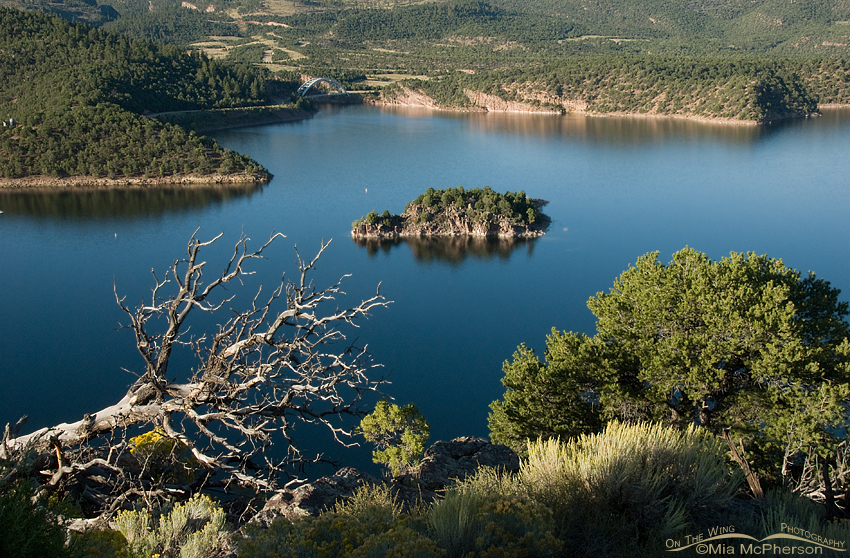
(351, 186, 550, 239)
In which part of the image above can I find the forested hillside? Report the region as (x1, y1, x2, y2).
(384, 57, 850, 122)
(0, 7, 272, 181)
(0, 0, 118, 24)
(214, 0, 850, 65)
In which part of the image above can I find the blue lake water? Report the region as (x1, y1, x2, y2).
(1, 105, 849, 475)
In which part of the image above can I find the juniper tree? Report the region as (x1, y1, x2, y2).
(490, 248, 850, 494)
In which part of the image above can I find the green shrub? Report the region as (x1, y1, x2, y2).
(238, 513, 366, 558)
(0, 480, 72, 558)
(237, 517, 297, 558)
(113, 493, 227, 558)
(428, 489, 486, 556)
(240, 511, 443, 558)
(68, 528, 129, 558)
(128, 428, 198, 485)
(429, 468, 562, 558)
(333, 483, 402, 525)
(349, 527, 444, 558)
(357, 399, 430, 476)
(520, 422, 742, 557)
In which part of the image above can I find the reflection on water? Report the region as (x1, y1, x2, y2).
(354, 235, 537, 265)
(0, 183, 263, 219)
(376, 106, 841, 145)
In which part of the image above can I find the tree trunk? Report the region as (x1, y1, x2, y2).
(722, 429, 763, 499)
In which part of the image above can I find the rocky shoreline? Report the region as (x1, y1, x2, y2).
(374, 85, 817, 125)
(352, 191, 550, 239)
(0, 171, 271, 190)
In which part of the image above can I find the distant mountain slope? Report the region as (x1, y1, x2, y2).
(0, 0, 118, 24)
(252, 0, 850, 56)
(468, 0, 850, 54)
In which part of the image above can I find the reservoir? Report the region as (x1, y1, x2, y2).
(1, 106, 849, 475)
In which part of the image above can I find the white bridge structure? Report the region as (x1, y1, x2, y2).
(296, 77, 350, 99)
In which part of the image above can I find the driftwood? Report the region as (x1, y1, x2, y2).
(1, 230, 389, 523)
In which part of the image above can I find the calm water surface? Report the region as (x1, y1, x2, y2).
(2, 106, 849, 474)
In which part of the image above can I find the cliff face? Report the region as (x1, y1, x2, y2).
(378, 86, 467, 111)
(377, 86, 560, 114)
(352, 202, 548, 239)
(463, 90, 561, 114)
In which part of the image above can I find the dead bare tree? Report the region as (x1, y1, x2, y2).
(1, 230, 389, 524)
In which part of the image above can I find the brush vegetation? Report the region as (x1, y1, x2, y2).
(236, 423, 847, 558)
(388, 56, 837, 122)
(3, 420, 846, 557)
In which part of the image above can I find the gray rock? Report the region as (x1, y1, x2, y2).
(250, 437, 519, 525)
(401, 436, 520, 491)
(252, 467, 381, 525)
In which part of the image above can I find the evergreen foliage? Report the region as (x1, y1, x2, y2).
(0, 7, 269, 179)
(399, 57, 823, 121)
(0, 103, 265, 179)
(490, 248, 850, 487)
(353, 186, 546, 233)
(0, 0, 118, 25)
(333, 0, 571, 44)
(101, 7, 240, 45)
(0, 8, 268, 121)
(358, 399, 430, 476)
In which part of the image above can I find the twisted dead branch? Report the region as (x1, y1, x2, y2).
(3, 231, 389, 522)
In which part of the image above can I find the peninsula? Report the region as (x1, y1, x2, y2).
(351, 186, 550, 239)
(0, 8, 275, 187)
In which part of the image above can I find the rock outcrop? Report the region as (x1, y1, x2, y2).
(252, 467, 382, 524)
(252, 437, 519, 525)
(398, 436, 521, 491)
(352, 188, 550, 240)
(464, 90, 560, 114)
(352, 203, 547, 239)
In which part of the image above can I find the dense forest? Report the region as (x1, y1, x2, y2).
(9, 0, 850, 66)
(100, 8, 240, 45)
(0, 7, 273, 180)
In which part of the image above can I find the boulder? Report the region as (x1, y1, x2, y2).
(401, 436, 520, 491)
(252, 467, 381, 525)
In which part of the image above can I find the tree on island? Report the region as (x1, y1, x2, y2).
(489, 248, 850, 514)
(1, 231, 389, 527)
(352, 186, 549, 238)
